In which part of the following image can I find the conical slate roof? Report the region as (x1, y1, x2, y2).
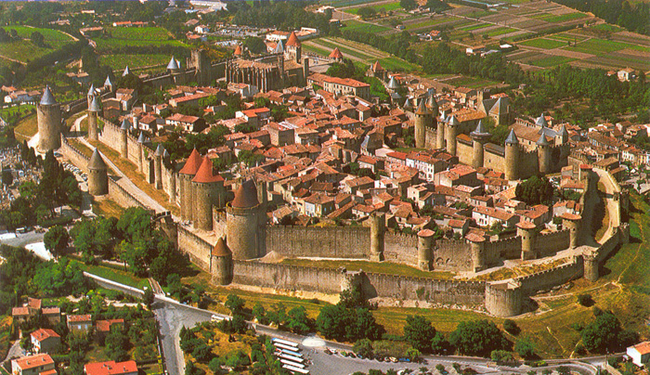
(403, 97, 412, 109)
(192, 157, 224, 184)
(535, 113, 548, 127)
(560, 125, 569, 138)
(120, 118, 131, 130)
(273, 40, 284, 54)
(387, 76, 400, 90)
(536, 133, 550, 146)
(178, 148, 202, 175)
(89, 96, 101, 112)
(155, 144, 165, 156)
(505, 129, 519, 145)
(87, 83, 95, 97)
(104, 75, 113, 87)
(122, 66, 131, 77)
(489, 97, 507, 115)
(137, 132, 146, 143)
(231, 179, 259, 209)
(88, 149, 107, 170)
(415, 97, 430, 115)
(329, 47, 343, 59)
(448, 115, 460, 126)
(212, 237, 232, 257)
(471, 120, 490, 137)
(167, 56, 179, 70)
(427, 93, 438, 114)
(40, 86, 57, 105)
(163, 149, 170, 159)
(285, 31, 301, 47)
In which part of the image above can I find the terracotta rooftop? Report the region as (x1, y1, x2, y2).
(31, 328, 60, 341)
(84, 360, 138, 375)
(632, 341, 650, 355)
(179, 149, 202, 175)
(67, 314, 92, 323)
(14, 354, 54, 370)
(418, 229, 435, 238)
(516, 221, 537, 229)
(329, 47, 343, 59)
(192, 157, 224, 184)
(231, 179, 259, 209)
(285, 31, 301, 47)
(95, 319, 124, 333)
(561, 212, 581, 221)
(234, 44, 242, 55)
(212, 237, 232, 257)
(466, 233, 486, 243)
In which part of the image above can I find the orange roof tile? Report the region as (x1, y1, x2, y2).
(192, 157, 224, 183)
(234, 45, 242, 55)
(286, 31, 301, 47)
(179, 149, 202, 175)
(212, 237, 232, 257)
(84, 360, 138, 375)
(14, 354, 54, 370)
(329, 47, 343, 59)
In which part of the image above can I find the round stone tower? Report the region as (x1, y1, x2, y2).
(178, 149, 202, 222)
(470, 120, 491, 169)
(154, 144, 164, 190)
(87, 83, 95, 109)
(119, 118, 130, 159)
(504, 129, 519, 181)
(192, 156, 225, 231)
(417, 229, 436, 271)
(136, 132, 147, 173)
(226, 179, 265, 260)
(427, 92, 438, 119)
(583, 251, 599, 282)
(536, 133, 551, 174)
(436, 117, 445, 150)
(414, 99, 432, 149)
(211, 236, 233, 286)
(445, 115, 459, 156)
(87, 149, 108, 196)
(561, 212, 582, 249)
(37, 86, 62, 153)
(163, 149, 176, 204)
(517, 221, 537, 260)
(485, 281, 523, 317)
(467, 233, 487, 272)
(88, 96, 101, 141)
(369, 213, 385, 262)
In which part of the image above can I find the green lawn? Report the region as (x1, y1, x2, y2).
(1, 25, 75, 63)
(567, 38, 635, 54)
(0, 104, 35, 120)
(346, 1, 402, 14)
(528, 55, 575, 67)
(459, 23, 491, 31)
(95, 26, 188, 52)
(99, 53, 172, 70)
(342, 20, 392, 34)
(519, 38, 567, 49)
(14, 114, 38, 142)
(70, 258, 150, 290)
(311, 38, 376, 61)
(302, 43, 332, 57)
(544, 12, 589, 23)
(379, 56, 419, 72)
(588, 23, 622, 32)
(404, 16, 458, 31)
(486, 27, 517, 37)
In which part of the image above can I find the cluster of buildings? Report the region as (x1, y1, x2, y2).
(10, 297, 138, 375)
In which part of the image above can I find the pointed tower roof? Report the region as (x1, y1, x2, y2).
(490, 97, 507, 115)
(231, 179, 259, 209)
(233, 44, 243, 56)
(505, 129, 519, 145)
(285, 31, 301, 47)
(88, 149, 107, 170)
(329, 47, 343, 59)
(212, 237, 232, 257)
(387, 76, 400, 90)
(178, 148, 202, 175)
(137, 132, 146, 143)
(448, 115, 460, 126)
(89, 96, 101, 112)
(536, 133, 550, 146)
(192, 157, 224, 184)
(104, 75, 113, 87)
(535, 113, 548, 127)
(427, 92, 438, 114)
(40, 86, 57, 105)
(371, 60, 383, 72)
(120, 118, 130, 130)
(273, 40, 284, 54)
(471, 120, 490, 137)
(403, 97, 412, 109)
(87, 83, 95, 97)
(560, 124, 569, 138)
(122, 66, 131, 77)
(415, 97, 430, 115)
(155, 144, 165, 156)
(163, 149, 170, 159)
(167, 56, 179, 70)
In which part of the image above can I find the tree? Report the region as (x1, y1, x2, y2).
(353, 338, 374, 358)
(225, 294, 245, 315)
(515, 176, 554, 205)
(404, 315, 437, 353)
(577, 294, 594, 307)
(401, 0, 417, 10)
(357, 6, 377, 20)
(449, 320, 509, 357)
(490, 350, 513, 363)
(43, 225, 69, 257)
(286, 306, 313, 334)
(30, 31, 45, 47)
(431, 332, 452, 354)
(243, 37, 266, 54)
(185, 361, 205, 375)
(105, 328, 130, 362)
(1, 169, 12, 186)
(581, 311, 638, 353)
(515, 337, 536, 359)
(143, 288, 154, 308)
(503, 319, 520, 335)
(208, 357, 223, 374)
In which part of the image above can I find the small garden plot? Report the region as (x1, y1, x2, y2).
(528, 55, 575, 67)
(519, 38, 567, 49)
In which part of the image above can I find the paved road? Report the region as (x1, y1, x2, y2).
(0, 231, 44, 248)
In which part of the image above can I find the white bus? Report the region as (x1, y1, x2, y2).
(274, 343, 301, 352)
(277, 353, 304, 363)
(272, 338, 299, 348)
(278, 348, 302, 357)
(280, 359, 305, 369)
(282, 364, 309, 374)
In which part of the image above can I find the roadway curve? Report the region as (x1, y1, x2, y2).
(87, 273, 609, 375)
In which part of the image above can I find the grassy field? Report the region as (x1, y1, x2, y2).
(342, 20, 393, 34)
(486, 27, 517, 37)
(404, 16, 459, 31)
(459, 23, 491, 32)
(94, 26, 187, 52)
(92, 198, 126, 218)
(309, 37, 419, 72)
(1, 25, 75, 63)
(70, 258, 150, 290)
(544, 12, 588, 23)
(519, 37, 567, 49)
(345, 0, 401, 14)
(99, 53, 171, 70)
(281, 259, 456, 280)
(0, 104, 35, 119)
(67, 138, 93, 158)
(566, 38, 635, 54)
(14, 114, 38, 142)
(528, 55, 575, 67)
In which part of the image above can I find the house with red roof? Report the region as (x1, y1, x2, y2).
(84, 360, 138, 375)
(30, 329, 61, 354)
(12, 353, 55, 375)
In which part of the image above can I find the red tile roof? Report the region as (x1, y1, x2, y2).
(329, 47, 343, 59)
(94, 319, 124, 333)
(179, 149, 203, 175)
(286, 31, 301, 47)
(31, 328, 60, 342)
(14, 354, 54, 370)
(84, 361, 138, 375)
(192, 157, 224, 184)
(67, 314, 92, 323)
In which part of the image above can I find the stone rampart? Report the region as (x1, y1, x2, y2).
(364, 272, 485, 305)
(178, 225, 214, 272)
(60, 136, 90, 174)
(232, 261, 344, 294)
(98, 117, 123, 151)
(107, 178, 147, 210)
(534, 229, 570, 257)
(434, 239, 472, 271)
(384, 232, 418, 266)
(483, 236, 521, 262)
(265, 225, 370, 258)
(517, 257, 583, 294)
(456, 141, 473, 166)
